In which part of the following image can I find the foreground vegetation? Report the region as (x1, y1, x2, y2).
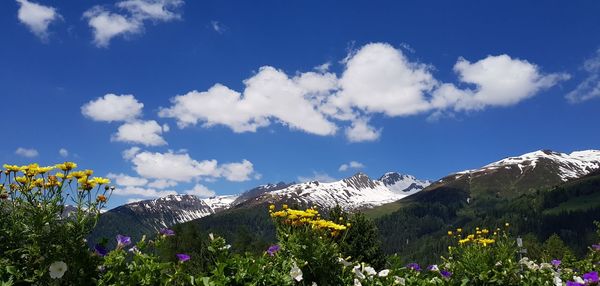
(1, 163, 599, 285)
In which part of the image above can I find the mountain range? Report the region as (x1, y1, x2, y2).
(90, 149, 600, 255)
(89, 171, 430, 245)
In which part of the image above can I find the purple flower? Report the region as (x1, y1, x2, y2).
(116, 234, 131, 247)
(593, 244, 600, 251)
(583, 271, 599, 283)
(159, 228, 175, 236)
(406, 263, 421, 271)
(94, 244, 107, 256)
(440, 270, 452, 278)
(551, 259, 561, 267)
(266, 245, 280, 256)
(176, 253, 190, 262)
(566, 281, 584, 286)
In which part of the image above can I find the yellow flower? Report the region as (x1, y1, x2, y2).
(15, 176, 28, 184)
(457, 228, 462, 233)
(447, 231, 453, 236)
(269, 204, 275, 210)
(482, 229, 489, 234)
(70, 171, 87, 179)
(91, 177, 110, 185)
(282, 204, 288, 210)
(505, 222, 510, 227)
(458, 238, 470, 244)
(3, 164, 20, 172)
(56, 162, 77, 171)
(84, 169, 93, 176)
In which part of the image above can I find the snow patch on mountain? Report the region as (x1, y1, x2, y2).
(454, 149, 600, 182)
(379, 172, 431, 195)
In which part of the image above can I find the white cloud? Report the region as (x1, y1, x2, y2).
(83, 0, 183, 47)
(117, 0, 183, 21)
(329, 43, 436, 117)
(431, 55, 570, 111)
(147, 179, 178, 189)
(211, 20, 224, 33)
(114, 186, 176, 198)
(112, 120, 169, 146)
(220, 160, 254, 182)
(15, 147, 38, 158)
(81, 94, 143, 122)
(338, 161, 365, 172)
(127, 150, 257, 182)
(83, 7, 142, 48)
(297, 172, 337, 183)
(58, 148, 68, 157)
(157, 43, 567, 143)
(122, 146, 142, 160)
(566, 49, 600, 103)
(158, 67, 338, 136)
(344, 118, 381, 142)
(127, 198, 145, 204)
(107, 173, 149, 187)
(15, 0, 61, 40)
(185, 184, 215, 198)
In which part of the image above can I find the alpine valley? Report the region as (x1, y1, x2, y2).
(90, 149, 600, 261)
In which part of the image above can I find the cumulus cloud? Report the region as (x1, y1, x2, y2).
(58, 148, 68, 157)
(81, 94, 143, 122)
(566, 49, 600, 103)
(112, 120, 169, 146)
(107, 173, 149, 187)
(127, 150, 257, 182)
(15, 0, 61, 40)
(15, 147, 38, 158)
(297, 172, 337, 183)
(147, 179, 178, 189)
(219, 160, 255, 182)
(83, 0, 183, 47)
(185, 184, 215, 198)
(158, 43, 567, 143)
(431, 55, 570, 111)
(159, 67, 338, 136)
(344, 118, 381, 142)
(338, 161, 365, 172)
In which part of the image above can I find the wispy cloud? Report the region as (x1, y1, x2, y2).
(297, 171, 337, 183)
(83, 0, 184, 47)
(338, 161, 365, 172)
(15, 147, 38, 158)
(566, 48, 600, 103)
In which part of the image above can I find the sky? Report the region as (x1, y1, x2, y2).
(1, 0, 600, 208)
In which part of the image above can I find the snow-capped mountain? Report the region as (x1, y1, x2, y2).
(89, 171, 429, 244)
(249, 172, 429, 210)
(452, 150, 600, 182)
(379, 172, 431, 195)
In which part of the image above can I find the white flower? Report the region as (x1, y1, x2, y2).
(429, 264, 439, 271)
(353, 279, 362, 286)
(208, 233, 214, 240)
(353, 265, 366, 279)
(311, 282, 317, 286)
(553, 275, 563, 286)
(378, 269, 390, 277)
(290, 263, 303, 282)
(393, 276, 406, 285)
(49, 261, 68, 279)
(338, 257, 352, 267)
(574, 276, 584, 284)
(364, 266, 377, 276)
(219, 244, 231, 250)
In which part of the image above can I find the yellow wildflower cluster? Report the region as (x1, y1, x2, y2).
(269, 205, 349, 237)
(449, 225, 507, 247)
(2, 162, 111, 192)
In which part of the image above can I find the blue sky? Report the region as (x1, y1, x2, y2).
(1, 0, 600, 207)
